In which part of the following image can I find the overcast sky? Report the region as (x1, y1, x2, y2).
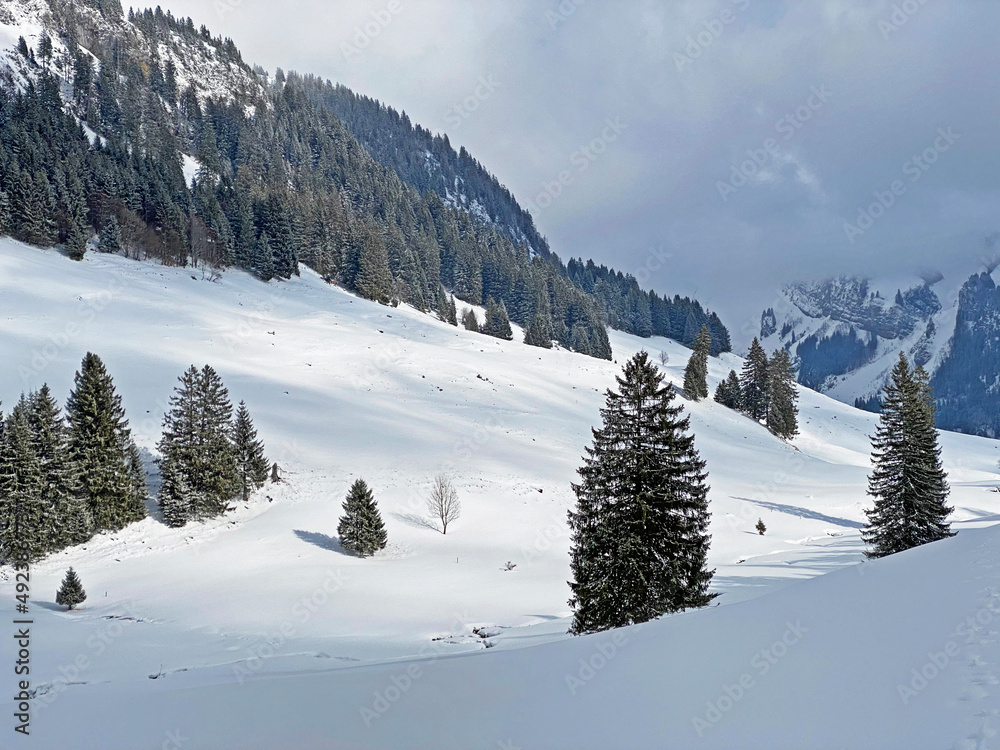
(159, 0, 999, 345)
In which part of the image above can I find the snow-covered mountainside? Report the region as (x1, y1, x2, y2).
(2, 239, 1000, 748)
(760, 275, 952, 393)
(760, 269, 1000, 436)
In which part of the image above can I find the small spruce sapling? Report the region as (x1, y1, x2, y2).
(56, 567, 87, 610)
(756, 519, 766, 536)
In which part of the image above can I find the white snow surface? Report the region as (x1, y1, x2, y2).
(1, 239, 999, 748)
(181, 154, 202, 189)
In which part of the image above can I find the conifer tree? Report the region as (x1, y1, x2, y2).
(714, 370, 742, 410)
(232, 401, 269, 503)
(766, 348, 799, 439)
(337, 479, 388, 557)
(158, 456, 197, 528)
(355, 230, 395, 304)
(683, 325, 711, 401)
(255, 233, 275, 282)
(568, 352, 715, 635)
(198, 366, 240, 510)
(437, 293, 451, 324)
(570, 323, 593, 355)
(65, 223, 87, 261)
(99, 216, 123, 254)
(66, 353, 147, 532)
(56, 567, 86, 610)
(482, 298, 513, 340)
(28, 386, 93, 550)
(862, 353, 954, 558)
(446, 295, 458, 326)
(524, 310, 553, 349)
(37, 33, 53, 63)
(0, 190, 10, 236)
(0, 399, 46, 565)
(461, 308, 479, 332)
(158, 365, 240, 525)
(740, 338, 769, 421)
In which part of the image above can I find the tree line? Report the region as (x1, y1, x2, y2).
(305, 75, 733, 353)
(712, 337, 799, 440)
(0, 353, 270, 564)
(0, 354, 146, 565)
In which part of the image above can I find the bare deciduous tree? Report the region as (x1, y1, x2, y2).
(428, 474, 461, 534)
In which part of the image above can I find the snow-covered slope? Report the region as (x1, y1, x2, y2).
(2, 239, 1000, 748)
(29, 524, 1000, 750)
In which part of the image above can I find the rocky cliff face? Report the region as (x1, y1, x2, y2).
(779, 276, 940, 341)
(761, 275, 946, 388)
(757, 272, 1000, 436)
(932, 273, 1000, 437)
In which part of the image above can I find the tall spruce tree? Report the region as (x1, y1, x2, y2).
(740, 338, 769, 421)
(98, 216, 123, 254)
(568, 351, 715, 635)
(766, 348, 799, 439)
(28, 386, 93, 550)
(570, 323, 593, 356)
(232, 401, 269, 503)
(0, 190, 11, 236)
(0, 398, 46, 565)
(862, 353, 954, 558)
(66, 353, 147, 532)
(524, 310, 553, 349)
(683, 325, 711, 401)
(65, 223, 87, 262)
(482, 298, 514, 340)
(337, 479, 388, 557)
(355, 229, 395, 304)
(255, 233, 275, 282)
(158, 365, 240, 526)
(158, 455, 197, 528)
